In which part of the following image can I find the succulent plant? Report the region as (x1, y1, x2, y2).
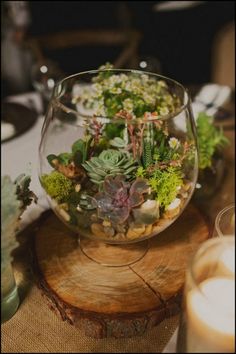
(1, 174, 37, 266)
(94, 175, 149, 224)
(82, 149, 137, 185)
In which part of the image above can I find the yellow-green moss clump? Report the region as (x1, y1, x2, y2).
(41, 171, 74, 203)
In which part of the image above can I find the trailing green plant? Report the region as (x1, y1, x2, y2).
(196, 112, 229, 170)
(82, 149, 137, 185)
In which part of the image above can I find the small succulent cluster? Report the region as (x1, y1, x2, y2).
(95, 175, 149, 224)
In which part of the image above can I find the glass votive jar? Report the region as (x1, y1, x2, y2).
(214, 204, 235, 237)
(177, 236, 235, 353)
(1, 258, 20, 323)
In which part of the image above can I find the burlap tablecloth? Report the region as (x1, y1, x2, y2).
(1, 262, 178, 353)
(1, 288, 178, 353)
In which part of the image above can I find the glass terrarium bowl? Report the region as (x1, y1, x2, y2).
(39, 69, 198, 264)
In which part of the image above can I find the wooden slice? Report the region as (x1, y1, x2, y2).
(32, 203, 209, 338)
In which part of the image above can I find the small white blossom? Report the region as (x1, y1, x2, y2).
(123, 98, 134, 113)
(169, 137, 180, 149)
(95, 101, 106, 116)
(110, 86, 122, 94)
(106, 75, 122, 89)
(141, 74, 149, 83)
(158, 80, 167, 88)
(159, 107, 169, 116)
(92, 83, 103, 96)
(123, 81, 132, 91)
(119, 74, 128, 82)
(143, 92, 155, 105)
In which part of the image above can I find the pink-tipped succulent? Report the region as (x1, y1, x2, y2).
(95, 175, 149, 224)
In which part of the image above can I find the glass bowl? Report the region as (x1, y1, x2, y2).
(38, 69, 198, 245)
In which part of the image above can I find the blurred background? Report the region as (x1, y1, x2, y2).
(1, 1, 235, 97)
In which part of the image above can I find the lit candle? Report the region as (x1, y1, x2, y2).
(186, 277, 235, 353)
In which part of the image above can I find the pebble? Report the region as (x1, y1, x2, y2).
(91, 223, 107, 238)
(91, 213, 98, 222)
(104, 226, 115, 237)
(127, 224, 145, 239)
(102, 220, 112, 227)
(75, 184, 81, 192)
(58, 208, 70, 222)
(143, 224, 153, 236)
(116, 224, 126, 233)
(115, 232, 126, 240)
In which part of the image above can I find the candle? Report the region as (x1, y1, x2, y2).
(217, 245, 235, 277)
(186, 277, 235, 353)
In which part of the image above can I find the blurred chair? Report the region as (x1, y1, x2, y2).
(26, 29, 142, 71)
(211, 22, 235, 88)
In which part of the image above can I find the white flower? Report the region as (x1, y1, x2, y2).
(158, 80, 167, 88)
(143, 92, 155, 105)
(106, 75, 122, 89)
(95, 101, 106, 116)
(169, 137, 180, 149)
(123, 81, 131, 91)
(159, 107, 169, 116)
(110, 86, 122, 94)
(141, 74, 149, 83)
(123, 98, 134, 113)
(92, 83, 103, 96)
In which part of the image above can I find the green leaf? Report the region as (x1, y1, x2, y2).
(58, 153, 73, 165)
(105, 123, 124, 139)
(47, 154, 58, 167)
(73, 151, 83, 167)
(196, 112, 229, 169)
(72, 139, 85, 155)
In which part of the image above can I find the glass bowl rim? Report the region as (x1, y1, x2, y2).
(214, 203, 235, 237)
(52, 68, 191, 124)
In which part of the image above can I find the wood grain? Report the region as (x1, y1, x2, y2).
(32, 205, 209, 338)
(33, 203, 209, 338)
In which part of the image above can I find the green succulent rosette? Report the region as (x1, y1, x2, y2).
(82, 149, 137, 185)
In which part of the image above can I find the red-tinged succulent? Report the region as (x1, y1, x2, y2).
(95, 175, 149, 224)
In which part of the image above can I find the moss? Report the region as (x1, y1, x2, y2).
(148, 167, 183, 208)
(41, 171, 74, 203)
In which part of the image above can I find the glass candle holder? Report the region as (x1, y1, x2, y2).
(177, 236, 235, 353)
(1, 259, 20, 323)
(214, 204, 235, 237)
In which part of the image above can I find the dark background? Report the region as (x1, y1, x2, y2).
(1, 0, 235, 98)
(27, 1, 235, 84)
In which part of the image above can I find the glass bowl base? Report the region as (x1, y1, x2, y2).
(79, 237, 149, 267)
